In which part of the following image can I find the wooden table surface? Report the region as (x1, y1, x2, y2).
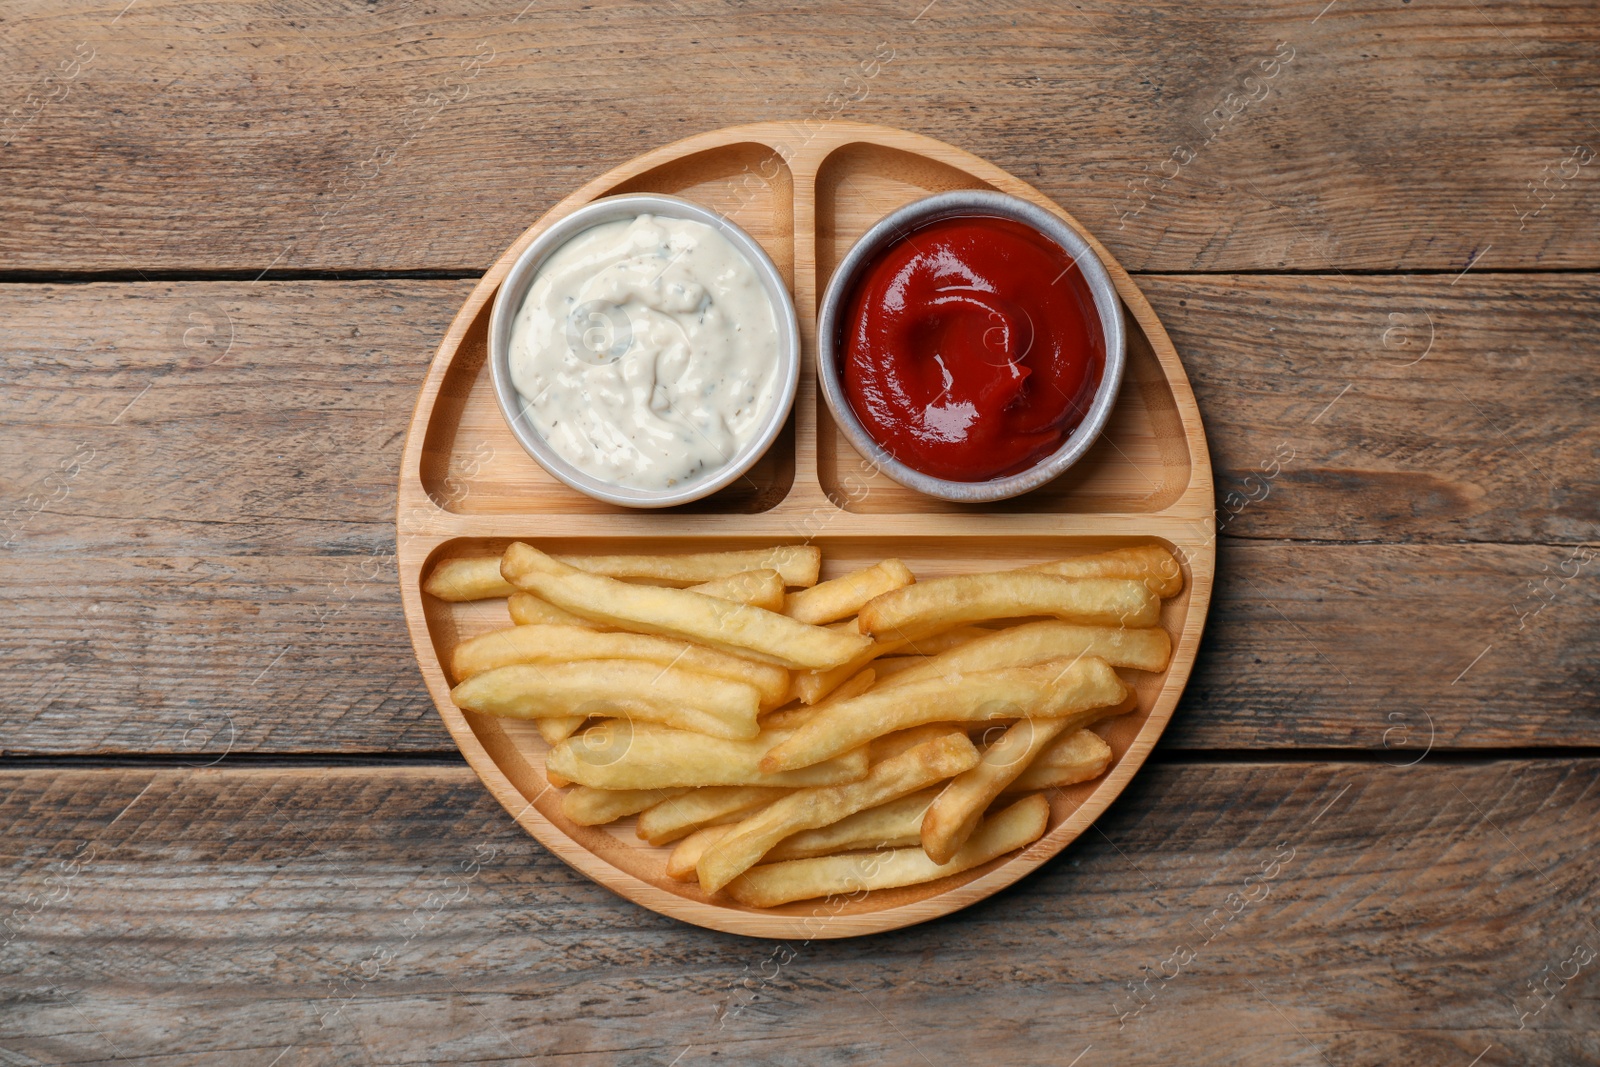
(3, 1, 1596, 1063)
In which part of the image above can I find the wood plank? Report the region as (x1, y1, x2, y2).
(7, 271, 1593, 550)
(0, 281, 475, 756)
(1, 763, 1595, 1063)
(5, 533, 1592, 755)
(2, 1, 1598, 272)
(1141, 273, 1600, 545)
(1, 280, 1594, 754)
(1173, 540, 1600, 752)
(6, 275, 1593, 550)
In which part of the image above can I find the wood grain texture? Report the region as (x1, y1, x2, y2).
(3, 763, 1595, 1064)
(1143, 273, 1600, 545)
(2, 0, 1598, 273)
(2, 281, 1594, 755)
(0, 280, 476, 757)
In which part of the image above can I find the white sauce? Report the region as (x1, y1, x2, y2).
(508, 213, 781, 491)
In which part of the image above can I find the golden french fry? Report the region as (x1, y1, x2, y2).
(537, 717, 585, 745)
(667, 824, 735, 881)
(760, 668, 876, 730)
(858, 573, 1158, 639)
(688, 569, 786, 610)
(450, 661, 761, 739)
(790, 633, 907, 704)
(921, 717, 1070, 864)
(868, 656, 927, 682)
(724, 793, 1051, 907)
(424, 556, 516, 601)
(508, 592, 608, 629)
(784, 559, 915, 625)
(899, 626, 995, 655)
(878, 621, 1170, 690)
(450, 624, 789, 707)
(1026, 544, 1184, 598)
(507, 570, 777, 628)
(636, 785, 792, 845)
(501, 543, 872, 670)
(761, 657, 1128, 772)
(553, 546, 821, 587)
(546, 723, 869, 790)
(789, 625, 993, 704)
(1006, 729, 1114, 792)
(868, 722, 986, 764)
(697, 731, 980, 892)
(765, 788, 937, 862)
(561, 786, 689, 826)
(547, 768, 572, 788)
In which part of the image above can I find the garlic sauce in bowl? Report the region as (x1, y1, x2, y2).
(491, 195, 798, 507)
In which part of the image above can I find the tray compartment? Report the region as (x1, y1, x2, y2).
(418, 141, 799, 516)
(811, 143, 1192, 515)
(427, 530, 1197, 920)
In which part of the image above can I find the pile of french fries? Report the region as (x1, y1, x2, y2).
(424, 541, 1182, 907)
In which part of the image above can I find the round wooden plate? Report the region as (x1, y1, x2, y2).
(397, 121, 1215, 938)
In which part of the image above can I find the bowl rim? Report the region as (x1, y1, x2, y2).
(487, 192, 801, 509)
(815, 189, 1127, 503)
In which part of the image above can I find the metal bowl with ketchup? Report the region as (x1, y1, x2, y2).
(817, 190, 1126, 503)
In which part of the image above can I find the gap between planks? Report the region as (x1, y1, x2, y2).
(3, 267, 1598, 285)
(5, 748, 1600, 771)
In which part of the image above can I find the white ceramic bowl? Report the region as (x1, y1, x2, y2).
(488, 193, 800, 508)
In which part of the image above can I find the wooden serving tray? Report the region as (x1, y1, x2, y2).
(397, 121, 1215, 938)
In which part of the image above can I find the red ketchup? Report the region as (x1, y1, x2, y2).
(841, 215, 1105, 483)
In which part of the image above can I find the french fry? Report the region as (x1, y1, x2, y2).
(552, 546, 821, 587)
(760, 668, 876, 730)
(901, 626, 996, 655)
(857, 573, 1159, 639)
(665, 789, 934, 875)
(450, 661, 762, 739)
(761, 657, 1128, 772)
(789, 625, 993, 704)
(877, 621, 1170, 690)
(508, 592, 608, 629)
(868, 656, 928, 682)
(665, 787, 934, 883)
(1025, 544, 1184, 598)
(537, 717, 585, 745)
(688, 569, 786, 611)
(424, 556, 516, 601)
(868, 722, 985, 764)
(921, 717, 1070, 864)
(697, 731, 980, 892)
(667, 824, 734, 881)
(636, 785, 792, 846)
(790, 633, 908, 704)
(546, 723, 869, 790)
(561, 786, 689, 826)
(724, 794, 1051, 907)
(501, 542, 872, 670)
(765, 788, 937, 861)
(450, 624, 790, 707)
(784, 559, 915, 625)
(1005, 729, 1114, 793)
(507, 574, 780, 626)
